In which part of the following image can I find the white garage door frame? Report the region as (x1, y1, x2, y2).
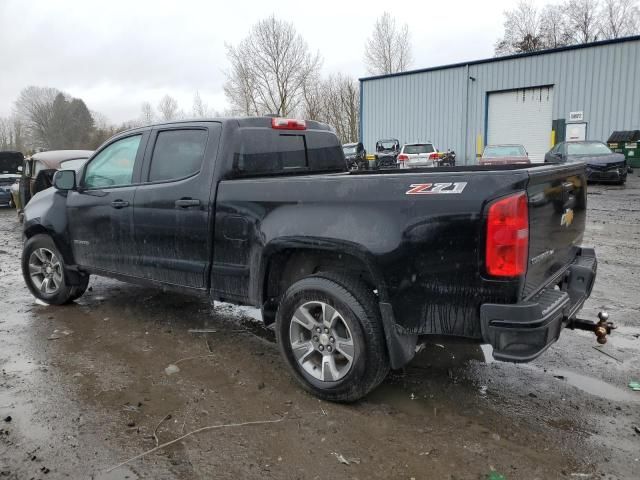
(486, 85, 554, 163)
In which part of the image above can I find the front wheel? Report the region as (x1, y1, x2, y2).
(22, 234, 86, 305)
(276, 274, 389, 402)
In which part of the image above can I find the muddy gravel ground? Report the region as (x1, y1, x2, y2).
(1, 176, 639, 480)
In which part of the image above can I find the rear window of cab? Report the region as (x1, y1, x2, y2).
(233, 129, 345, 176)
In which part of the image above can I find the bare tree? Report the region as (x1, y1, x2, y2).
(225, 16, 321, 116)
(540, 3, 572, 47)
(600, 0, 640, 38)
(495, 1, 545, 55)
(301, 80, 328, 123)
(157, 94, 179, 121)
(566, 0, 601, 43)
(364, 12, 412, 75)
(192, 91, 210, 117)
(0, 115, 25, 151)
(300, 74, 360, 143)
(0, 118, 11, 150)
(329, 75, 359, 143)
(140, 101, 154, 125)
(14, 86, 60, 149)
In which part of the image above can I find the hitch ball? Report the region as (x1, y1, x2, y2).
(595, 311, 611, 344)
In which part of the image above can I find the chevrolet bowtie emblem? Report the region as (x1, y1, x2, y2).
(561, 208, 574, 227)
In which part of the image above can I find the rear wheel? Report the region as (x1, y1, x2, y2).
(22, 234, 87, 305)
(276, 273, 389, 402)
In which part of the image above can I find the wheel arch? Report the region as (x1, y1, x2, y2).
(256, 239, 417, 369)
(23, 223, 83, 285)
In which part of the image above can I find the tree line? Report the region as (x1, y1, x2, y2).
(1, 12, 412, 153)
(495, 0, 640, 55)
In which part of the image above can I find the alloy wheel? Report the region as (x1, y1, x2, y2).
(289, 301, 355, 382)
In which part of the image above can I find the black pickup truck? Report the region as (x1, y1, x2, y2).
(21, 117, 600, 401)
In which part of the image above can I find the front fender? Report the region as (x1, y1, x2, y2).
(23, 188, 77, 271)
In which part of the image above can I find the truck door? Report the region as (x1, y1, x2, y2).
(67, 132, 149, 275)
(133, 123, 221, 288)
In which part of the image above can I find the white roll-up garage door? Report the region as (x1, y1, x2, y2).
(487, 86, 554, 163)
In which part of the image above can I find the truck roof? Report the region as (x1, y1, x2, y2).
(122, 117, 334, 135)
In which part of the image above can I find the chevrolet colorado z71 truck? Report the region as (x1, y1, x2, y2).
(22, 117, 601, 401)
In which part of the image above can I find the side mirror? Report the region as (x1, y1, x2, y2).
(17, 165, 23, 172)
(53, 170, 76, 191)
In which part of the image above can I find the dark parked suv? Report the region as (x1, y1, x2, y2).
(22, 117, 603, 401)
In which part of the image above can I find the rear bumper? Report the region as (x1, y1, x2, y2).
(480, 247, 597, 362)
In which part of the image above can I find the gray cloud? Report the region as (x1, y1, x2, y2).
(0, 0, 521, 123)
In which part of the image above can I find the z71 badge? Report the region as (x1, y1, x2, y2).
(406, 182, 467, 195)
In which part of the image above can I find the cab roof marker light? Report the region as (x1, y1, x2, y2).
(271, 118, 306, 130)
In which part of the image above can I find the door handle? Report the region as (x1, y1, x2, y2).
(175, 198, 201, 208)
(110, 200, 129, 209)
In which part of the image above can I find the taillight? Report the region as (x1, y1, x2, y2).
(485, 192, 529, 277)
(397, 154, 409, 162)
(271, 117, 306, 130)
(429, 152, 439, 160)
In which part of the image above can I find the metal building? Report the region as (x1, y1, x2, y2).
(359, 35, 640, 163)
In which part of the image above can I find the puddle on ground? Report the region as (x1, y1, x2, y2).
(550, 368, 639, 403)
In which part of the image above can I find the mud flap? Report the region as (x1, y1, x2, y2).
(379, 302, 418, 369)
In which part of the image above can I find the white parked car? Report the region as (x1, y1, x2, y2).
(397, 142, 439, 169)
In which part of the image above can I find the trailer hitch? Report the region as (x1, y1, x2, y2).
(570, 311, 616, 344)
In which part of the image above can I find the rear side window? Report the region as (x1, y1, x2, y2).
(234, 129, 344, 176)
(149, 129, 208, 182)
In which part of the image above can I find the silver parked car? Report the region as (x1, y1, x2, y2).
(397, 142, 439, 169)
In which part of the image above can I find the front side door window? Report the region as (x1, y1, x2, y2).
(84, 135, 141, 189)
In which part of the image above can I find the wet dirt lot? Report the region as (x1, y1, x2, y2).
(1, 176, 639, 480)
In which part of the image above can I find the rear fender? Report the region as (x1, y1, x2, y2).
(257, 238, 417, 369)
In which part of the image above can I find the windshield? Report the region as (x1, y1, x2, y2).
(343, 146, 357, 155)
(0, 152, 23, 174)
(60, 158, 88, 171)
(403, 144, 434, 155)
(567, 142, 612, 156)
(483, 145, 526, 158)
(378, 141, 396, 151)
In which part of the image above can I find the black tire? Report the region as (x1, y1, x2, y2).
(275, 273, 389, 402)
(22, 234, 80, 305)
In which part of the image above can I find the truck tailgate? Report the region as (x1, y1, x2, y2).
(523, 163, 587, 298)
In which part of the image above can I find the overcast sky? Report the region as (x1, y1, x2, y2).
(0, 0, 548, 124)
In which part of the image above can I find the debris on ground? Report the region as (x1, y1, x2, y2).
(591, 346, 622, 362)
(487, 471, 506, 480)
(633, 426, 640, 435)
(106, 416, 286, 472)
(164, 364, 180, 375)
(628, 381, 640, 391)
(47, 329, 73, 340)
(3, 416, 11, 422)
(332, 452, 359, 465)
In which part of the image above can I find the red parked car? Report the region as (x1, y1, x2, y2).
(480, 144, 530, 166)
